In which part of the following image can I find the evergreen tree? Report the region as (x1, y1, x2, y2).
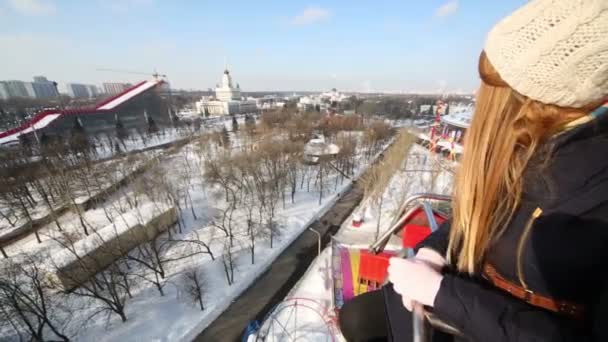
(245, 114, 256, 132)
(147, 115, 159, 135)
(232, 115, 239, 132)
(19, 133, 31, 148)
(115, 117, 128, 141)
(114, 141, 122, 154)
(220, 126, 230, 147)
(39, 133, 49, 146)
(70, 117, 89, 153)
(193, 117, 202, 131)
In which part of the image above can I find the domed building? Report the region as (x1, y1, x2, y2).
(195, 69, 257, 116)
(215, 69, 241, 102)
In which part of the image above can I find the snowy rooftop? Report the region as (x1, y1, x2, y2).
(51, 203, 171, 269)
(0, 112, 62, 145)
(96, 80, 162, 111)
(304, 136, 340, 157)
(440, 111, 473, 129)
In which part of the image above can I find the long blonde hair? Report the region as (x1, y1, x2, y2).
(447, 52, 588, 274)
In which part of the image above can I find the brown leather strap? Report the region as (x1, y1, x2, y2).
(483, 263, 584, 319)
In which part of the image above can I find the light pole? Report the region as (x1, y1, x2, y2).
(308, 227, 321, 256)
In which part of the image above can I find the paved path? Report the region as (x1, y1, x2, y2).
(194, 184, 364, 342)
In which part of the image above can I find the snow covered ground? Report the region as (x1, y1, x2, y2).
(251, 144, 454, 342)
(0, 121, 381, 342)
(80, 142, 367, 342)
(0, 116, 245, 242)
(0, 151, 161, 242)
(89, 115, 242, 160)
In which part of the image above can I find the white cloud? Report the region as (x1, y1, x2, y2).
(7, 0, 55, 15)
(291, 6, 331, 26)
(435, 0, 459, 18)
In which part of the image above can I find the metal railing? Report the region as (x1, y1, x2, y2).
(407, 248, 431, 342)
(369, 192, 460, 342)
(369, 193, 451, 254)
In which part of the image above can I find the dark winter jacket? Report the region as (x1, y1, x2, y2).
(417, 114, 608, 342)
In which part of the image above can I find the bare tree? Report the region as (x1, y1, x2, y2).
(50, 155, 92, 236)
(221, 241, 235, 286)
(205, 155, 241, 246)
(0, 256, 72, 341)
(167, 229, 215, 261)
(182, 267, 206, 311)
(127, 236, 169, 297)
(255, 139, 288, 248)
(359, 129, 414, 238)
(230, 152, 262, 264)
(73, 264, 131, 323)
(179, 151, 198, 220)
(50, 231, 131, 324)
(284, 141, 304, 204)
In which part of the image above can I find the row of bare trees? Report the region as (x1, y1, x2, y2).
(0, 111, 393, 340)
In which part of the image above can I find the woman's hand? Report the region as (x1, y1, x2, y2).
(390, 248, 445, 310)
(415, 247, 446, 271)
(387, 257, 444, 311)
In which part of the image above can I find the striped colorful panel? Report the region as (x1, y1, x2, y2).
(349, 249, 361, 296)
(348, 249, 363, 296)
(340, 248, 354, 301)
(332, 244, 344, 308)
(358, 280, 368, 295)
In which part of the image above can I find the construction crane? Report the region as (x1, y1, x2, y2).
(96, 68, 168, 80)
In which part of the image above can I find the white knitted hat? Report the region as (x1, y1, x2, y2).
(484, 0, 608, 108)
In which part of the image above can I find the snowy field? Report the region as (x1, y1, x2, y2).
(87, 114, 252, 160)
(0, 117, 387, 342)
(0, 150, 162, 242)
(0, 116, 247, 243)
(251, 144, 454, 342)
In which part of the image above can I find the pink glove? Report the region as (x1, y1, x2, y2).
(387, 257, 444, 311)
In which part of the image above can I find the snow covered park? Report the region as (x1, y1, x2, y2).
(250, 144, 454, 342)
(0, 113, 394, 341)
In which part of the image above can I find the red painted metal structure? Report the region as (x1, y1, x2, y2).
(358, 207, 447, 286)
(0, 80, 163, 144)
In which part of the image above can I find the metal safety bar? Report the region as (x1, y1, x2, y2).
(371, 193, 457, 342)
(407, 248, 431, 342)
(369, 193, 451, 254)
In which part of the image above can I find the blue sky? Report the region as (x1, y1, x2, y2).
(1, 0, 527, 93)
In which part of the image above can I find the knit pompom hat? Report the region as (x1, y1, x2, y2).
(484, 0, 608, 108)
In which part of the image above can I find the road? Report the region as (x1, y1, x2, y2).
(194, 184, 364, 342)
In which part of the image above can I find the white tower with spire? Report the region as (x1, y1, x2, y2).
(195, 67, 256, 116)
(215, 68, 241, 102)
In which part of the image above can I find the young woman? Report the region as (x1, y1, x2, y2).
(339, 1, 608, 341)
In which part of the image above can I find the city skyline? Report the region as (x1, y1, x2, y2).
(2, 0, 527, 93)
